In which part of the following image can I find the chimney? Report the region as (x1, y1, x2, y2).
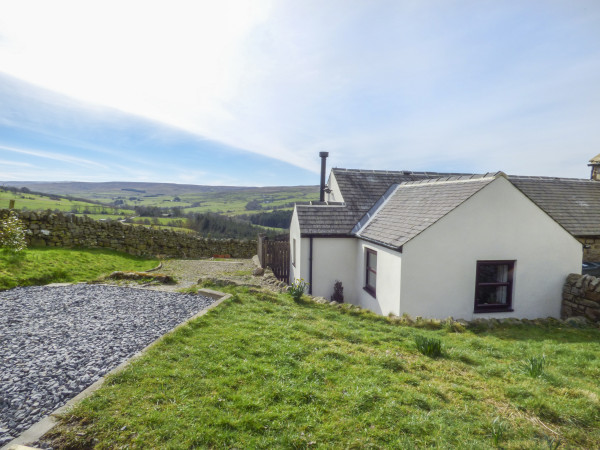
(319, 152, 329, 201)
(589, 153, 600, 181)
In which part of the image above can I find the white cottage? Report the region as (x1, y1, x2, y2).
(290, 169, 583, 320)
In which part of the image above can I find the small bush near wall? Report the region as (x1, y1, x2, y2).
(331, 280, 344, 302)
(0, 210, 27, 253)
(0, 209, 256, 259)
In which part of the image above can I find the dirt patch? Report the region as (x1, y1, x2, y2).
(105, 258, 288, 293)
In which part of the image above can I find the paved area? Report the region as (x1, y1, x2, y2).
(0, 257, 288, 448)
(0, 284, 214, 447)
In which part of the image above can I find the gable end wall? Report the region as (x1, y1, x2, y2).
(399, 177, 582, 320)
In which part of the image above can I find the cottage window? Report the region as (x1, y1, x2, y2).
(365, 249, 377, 297)
(474, 261, 515, 312)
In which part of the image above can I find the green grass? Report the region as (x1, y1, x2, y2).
(0, 189, 132, 215)
(519, 354, 548, 378)
(47, 288, 600, 449)
(16, 186, 319, 217)
(0, 248, 158, 290)
(414, 335, 443, 358)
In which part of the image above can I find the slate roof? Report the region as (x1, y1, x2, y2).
(354, 175, 498, 249)
(510, 176, 600, 236)
(296, 167, 600, 239)
(331, 168, 471, 212)
(296, 203, 361, 236)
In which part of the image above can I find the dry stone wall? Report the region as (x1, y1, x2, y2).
(1, 209, 256, 259)
(577, 237, 600, 262)
(562, 273, 600, 323)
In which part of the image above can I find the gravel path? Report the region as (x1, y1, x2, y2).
(149, 258, 258, 291)
(0, 284, 214, 446)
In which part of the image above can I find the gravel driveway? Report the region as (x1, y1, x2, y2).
(0, 284, 214, 446)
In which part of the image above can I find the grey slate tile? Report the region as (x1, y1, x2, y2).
(297, 168, 600, 240)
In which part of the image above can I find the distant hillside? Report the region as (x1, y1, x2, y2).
(1, 180, 319, 220)
(1, 181, 318, 197)
(0, 181, 319, 239)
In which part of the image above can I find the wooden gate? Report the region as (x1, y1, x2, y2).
(257, 234, 290, 283)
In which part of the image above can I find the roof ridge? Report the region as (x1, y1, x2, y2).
(508, 175, 593, 182)
(398, 172, 501, 186)
(332, 167, 474, 176)
(297, 201, 347, 207)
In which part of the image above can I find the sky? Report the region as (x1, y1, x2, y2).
(0, 0, 599, 186)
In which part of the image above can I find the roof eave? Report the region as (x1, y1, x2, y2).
(356, 235, 403, 253)
(300, 233, 355, 238)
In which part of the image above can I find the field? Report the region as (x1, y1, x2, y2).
(1, 182, 317, 237)
(46, 285, 600, 449)
(1, 182, 319, 217)
(0, 189, 130, 215)
(0, 248, 158, 290)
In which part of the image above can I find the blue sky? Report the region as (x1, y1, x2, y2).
(1, 0, 599, 185)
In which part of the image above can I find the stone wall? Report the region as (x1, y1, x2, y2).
(0, 209, 256, 259)
(562, 273, 600, 322)
(577, 237, 600, 262)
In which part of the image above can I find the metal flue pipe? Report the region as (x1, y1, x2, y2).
(319, 151, 329, 201)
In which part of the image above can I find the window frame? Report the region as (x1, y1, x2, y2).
(364, 248, 377, 297)
(474, 260, 515, 313)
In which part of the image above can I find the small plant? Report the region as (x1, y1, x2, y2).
(331, 280, 344, 302)
(0, 210, 27, 253)
(490, 416, 507, 446)
(542, 434, 562, 449)
(520, 355, 547, 378)
(288, 279, 308, 301)
(443, 316, 466, 333)
(414, 335, 443, 358)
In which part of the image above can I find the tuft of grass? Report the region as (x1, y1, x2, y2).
(520, 355, 548, 378)
(414, 335, 443, 358)
(43, 289, 600, 449)
(490, 416, 508, 446)
(178, 285, 201, 294)
(0, 247, 158, 290)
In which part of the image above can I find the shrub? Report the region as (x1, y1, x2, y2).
(0, 210, 27, 253)
(288, 279, 309, 301)
(331, 280, 344, 302)
(414, 335, 443, 358)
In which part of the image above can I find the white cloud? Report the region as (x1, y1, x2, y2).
(0, 159, 32, 167)
(0, 144, 107, 168)
(0, 0, 599, 178)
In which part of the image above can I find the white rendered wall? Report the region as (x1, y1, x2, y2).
(289, 208, 307, 283)
(399, 177, 582, 320)
(310, 238, 358, 300)
(289, 208, 356, 300)
(353, 241, 402, 316)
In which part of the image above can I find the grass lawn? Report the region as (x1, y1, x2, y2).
(0, 248, 158, 290)
(47, 287, 600, 449)
(0, 190, 131, 215)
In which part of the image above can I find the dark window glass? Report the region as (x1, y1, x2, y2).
(365, 249, 377, 297)
(474, 261, 514, 312)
